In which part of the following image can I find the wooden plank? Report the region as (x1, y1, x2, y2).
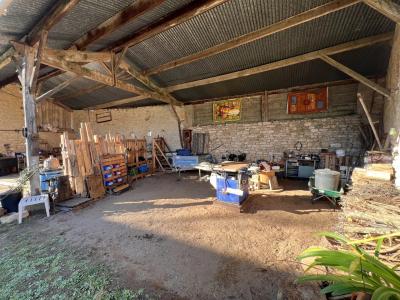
(110, 0, 228, 52)
(319, 53, 391, 98)
(36, 76, 79, 103)
(74, 0, 165, 50)
(357, 93, 383, 150)
(0, 56, 11, 70)
(164, 32, 393, 93)
(44, 48, 112, 63)
(144, 0, 360, 75)
(363, 0, 400, 23)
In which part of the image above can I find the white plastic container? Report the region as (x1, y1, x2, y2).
(315, 168, 340, 191)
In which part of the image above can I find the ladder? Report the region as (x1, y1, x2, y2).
(152, 138, 174, 172)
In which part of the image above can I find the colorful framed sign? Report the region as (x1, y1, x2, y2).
(213, 99, 242, 123)
(287, 87, 328, 114)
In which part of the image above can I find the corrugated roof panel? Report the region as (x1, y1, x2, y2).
(171, 43, 391, 103)
(148, 3, 393, 87)
(47, 0, 135, 49)
(88, 0, 195, 51)
(126, 0, 334, 69)
(60, 85, 137, 109)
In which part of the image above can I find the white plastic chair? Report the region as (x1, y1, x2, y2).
(18, 194, 50, 224)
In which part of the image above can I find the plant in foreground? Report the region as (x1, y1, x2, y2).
(297, 232, 400, 300)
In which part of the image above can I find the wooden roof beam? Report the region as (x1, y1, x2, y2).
(110, 0, 229, 52)
(119, 59, 182, 106)
(44, 48, 112, 63)
(363, 0, 400, 24)
(90, 32, 393, 109)
(74, 0, 165, 50)
(164, 32, 393, 92)
(144, 0, 361, 76)
(319, 53, 390, 98)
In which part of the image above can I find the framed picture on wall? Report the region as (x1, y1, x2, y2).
(213, 99, 242, 123)
(287, 87, 328, 114)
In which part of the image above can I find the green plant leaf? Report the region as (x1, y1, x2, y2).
(371, 286, 400, 300)
(375, 238, 384, 258)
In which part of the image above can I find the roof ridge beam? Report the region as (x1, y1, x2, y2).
(144, 0, 361, 76)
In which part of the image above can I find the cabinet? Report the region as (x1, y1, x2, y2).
(285, 159, 317, 178)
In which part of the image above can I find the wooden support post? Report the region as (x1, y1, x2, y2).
(357, 93, 383, 150)
(18, 44, 42, 194)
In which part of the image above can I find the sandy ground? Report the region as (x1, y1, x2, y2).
(11, 173, 337, 299)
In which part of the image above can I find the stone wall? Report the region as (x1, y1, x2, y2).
(191, 115, 362, 162)
(0, 85, 26, 153)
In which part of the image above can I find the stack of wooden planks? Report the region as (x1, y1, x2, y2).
(61, 122, 142, 196)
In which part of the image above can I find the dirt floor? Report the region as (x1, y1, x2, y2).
(1, 173, 338, 299)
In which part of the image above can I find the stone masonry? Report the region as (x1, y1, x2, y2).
(192, 115, 362, 162)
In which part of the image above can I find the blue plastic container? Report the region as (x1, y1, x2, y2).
(138, 164, 149, 173)
(40, 169, 63, 192)
(176, 149, 192, 156)
(216, 174, 249, 205)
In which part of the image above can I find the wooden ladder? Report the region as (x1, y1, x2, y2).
(152, 138, 174, 172)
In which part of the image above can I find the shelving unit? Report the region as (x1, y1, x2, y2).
(125, 139, 152, 180)
(100, 154, 127, 191)
(285, 159, 317, 178)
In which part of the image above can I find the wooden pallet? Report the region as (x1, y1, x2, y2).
(100, 154, 128, 191)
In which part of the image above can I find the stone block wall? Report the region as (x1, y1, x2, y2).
(0, 85, 26, 153)
(192, 115, 362, 162)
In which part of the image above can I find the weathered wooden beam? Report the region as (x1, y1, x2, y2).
(74, 0, 165, 50)
(44, 48, 112, 63)
(110, 0, 228, 52)
(0, 56, 12, 70)
(319, 53, 391, 98)
(0, 0, 14, 16)
(358, 93, 383, 149)
(144, 0, 360, 75)
(36, 75, 79, 103)
(363, 0, 400, 24)
(119, 59, 182, 106)
(27, 0, 80, 46)
(164, 32, 393, 92)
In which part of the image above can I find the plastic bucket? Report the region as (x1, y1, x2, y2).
(315, 169, 340, 191)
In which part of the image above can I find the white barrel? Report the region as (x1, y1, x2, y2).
(315, 169, 340, 191)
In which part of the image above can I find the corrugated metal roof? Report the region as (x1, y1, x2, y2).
(0, 0, 398, 108)
(171, 43, 391, 102)
(130, 3, 393, 87)
(88, 0, 195, 51)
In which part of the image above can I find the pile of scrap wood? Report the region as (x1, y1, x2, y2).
(60, 122, 128, 197)
(339, 167, 400, 264)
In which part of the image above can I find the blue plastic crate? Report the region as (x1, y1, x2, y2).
(138, 164, 149, 173)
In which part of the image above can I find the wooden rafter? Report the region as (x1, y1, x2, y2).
(164, 32, 393, 92)
(110, 0, 229, 52)
(119, 59, 181, 106)
(74, 0, 165, 50)
(319, 53, 391, 98)
(36, 75, 79, 103)
(144, 0, 360, 76)
(89, 32, 392, 109)
(44, 48, 111, 63)
(363, 0, 400, 24)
